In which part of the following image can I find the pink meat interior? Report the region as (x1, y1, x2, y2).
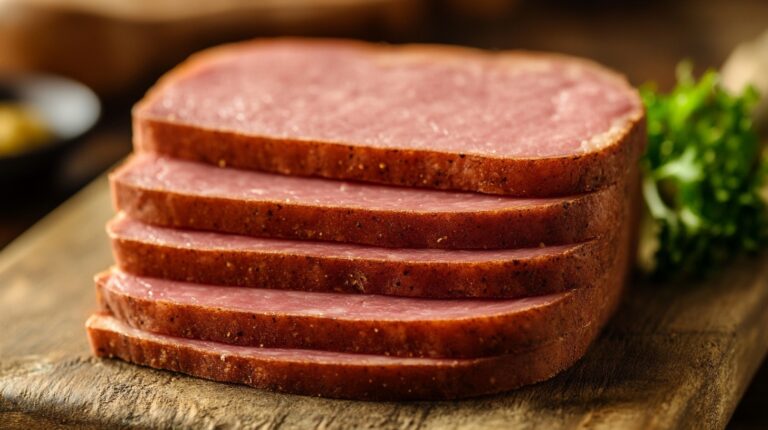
(138, 40, 639, 158)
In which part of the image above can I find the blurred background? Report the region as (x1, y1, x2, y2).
(0, 0, 766, 427)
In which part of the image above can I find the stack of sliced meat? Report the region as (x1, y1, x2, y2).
(86, 39, 645, 400)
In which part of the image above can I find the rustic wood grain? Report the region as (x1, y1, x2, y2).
(1, 176, 767, 429)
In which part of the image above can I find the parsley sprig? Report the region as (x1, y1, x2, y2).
(639, 62, 767, 277)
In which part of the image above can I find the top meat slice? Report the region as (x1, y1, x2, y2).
(133, 38, 645, 197)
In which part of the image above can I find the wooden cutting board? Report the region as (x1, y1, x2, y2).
(1, 175, 767, 429)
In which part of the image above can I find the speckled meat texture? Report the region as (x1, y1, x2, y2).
(86, 314, 599, 400)
(95, 244, 625, 357)
(108, 214, 618, 299)
(111, 154, 626, 249)
(133, 39, 645, 197)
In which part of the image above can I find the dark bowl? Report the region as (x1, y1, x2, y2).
(0, 74, 101, 189)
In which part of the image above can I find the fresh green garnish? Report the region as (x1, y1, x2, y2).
(639, 62, 766, 278)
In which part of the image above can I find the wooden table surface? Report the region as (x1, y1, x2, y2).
(1, 175, 768, 429)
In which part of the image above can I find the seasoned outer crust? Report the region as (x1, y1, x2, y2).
(133, 38, 646, 197)
(110, 157, 626, 250)
(109, 218, 619, 299)
(86, 314, 601, 401)
(96, 237, 625, 358)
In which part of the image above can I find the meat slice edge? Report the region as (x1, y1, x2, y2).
(111, 154, 625, 249)
(96, 253, 622, 357)
(108, 214, 617, 298)
(86, 313, 600, 400)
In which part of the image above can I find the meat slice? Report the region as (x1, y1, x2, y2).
(95, 251, 624, 357)
(86, 314, 600, 400)
(111, 154, 625, 249)
(133, 39, 645, 197)
(108, 214, 616, 299)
